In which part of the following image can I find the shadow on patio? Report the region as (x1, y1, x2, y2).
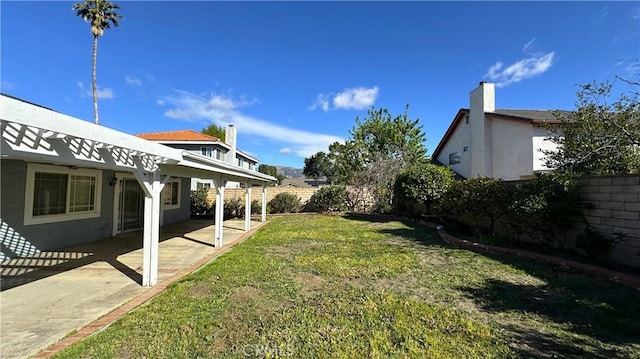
(0, 218, 258, 291)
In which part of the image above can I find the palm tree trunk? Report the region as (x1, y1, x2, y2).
(92, 35, 99, 125)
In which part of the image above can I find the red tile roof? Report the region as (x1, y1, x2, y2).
(136, 130, 219, 142)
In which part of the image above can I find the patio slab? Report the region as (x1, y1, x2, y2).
(0, 218, 264, 359)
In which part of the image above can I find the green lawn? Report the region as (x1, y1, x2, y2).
(53, 215, 640, 358)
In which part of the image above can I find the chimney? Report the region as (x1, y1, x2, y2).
(469, 82, 495, 177)
(470, 81, 495, 113)
(225, 125, 237, 165)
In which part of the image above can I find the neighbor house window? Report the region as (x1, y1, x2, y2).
(448, 152, 461, 165)
(24, 164, 101, 225)
(463, 146, 471, 152)
(162, 181, 180, 209)
(196, 181, 212, 190)
(201, 147, 213, 157)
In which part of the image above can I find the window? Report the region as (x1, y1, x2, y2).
(238, 158, 245, 168)
(162, 181, 180, 209)
(448, 152, 461, 165)
(201, 147, 213, 157)
(25, 164, 101, 225)
(463, 146, 471, 152)
(465, 115, 469, 124)
(196, 181, 212, 190)
(216, 150, 224, 160)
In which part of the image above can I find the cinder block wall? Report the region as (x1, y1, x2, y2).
(578, 175, 640, 268)
(206, 187, 321, 205)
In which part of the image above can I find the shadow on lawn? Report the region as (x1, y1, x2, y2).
(341, 213, 443, 247)
(459, 274, 640, 357)
(342, 213, 640, 357)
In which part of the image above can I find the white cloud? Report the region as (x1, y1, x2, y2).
(156, 99, 165, 106)
(625, 61, 640, 77)
(162, 91, 344, 158)
(522, 38, 535, 52)
(125, 75, 142, 86)
(96, 88, 115, 99)
(280, 148, 292, 155)
(333, 86, 379, 110)
(77, 81, 115, 99)
(309, 94, 330, 112)
(309, 86, 379, 111)
(485, 52, 555, 88)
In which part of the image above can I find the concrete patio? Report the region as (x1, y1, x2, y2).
(0, 218, 266, 359)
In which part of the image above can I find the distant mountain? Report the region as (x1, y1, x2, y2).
(277, 166, 304, 178)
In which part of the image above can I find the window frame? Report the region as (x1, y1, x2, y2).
(448, 152, 461, 165)
(200, 146, 213, 158)
(24, 163, 102, 226)
(162, 180, 181, 210)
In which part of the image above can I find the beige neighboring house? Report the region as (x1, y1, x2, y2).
(432, 82, 571, 180)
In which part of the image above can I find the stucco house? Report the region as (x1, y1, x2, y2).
(0, 94, 275, 286)
(136, 127, 260, 190)
(432, 82, 571, 180)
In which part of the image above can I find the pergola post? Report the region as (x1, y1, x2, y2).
(244, 183, 252, 231)
(134, 171, 169, 287)
(214, 176, 226, 248)
(261, 185, 267, 222)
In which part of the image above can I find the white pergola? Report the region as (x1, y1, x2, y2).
(0, 94, 275, 286)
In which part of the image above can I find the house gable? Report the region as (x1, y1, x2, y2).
(432, 83, 568, 180)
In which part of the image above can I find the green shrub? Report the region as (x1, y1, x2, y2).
(508, 173, 590, 250)
(305, 185, 347, 213)
(268, 192, 302, 213)
(438, 177, 511, 234)
(224, 197, 244, 219)
(190, 184, 211, 217)
(393, 163, 454, 217)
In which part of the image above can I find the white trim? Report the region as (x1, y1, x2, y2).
(24, 163, 102, 226)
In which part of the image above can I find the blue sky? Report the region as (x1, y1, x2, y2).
(2, 1, 639, 168)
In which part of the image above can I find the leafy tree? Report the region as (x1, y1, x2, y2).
(201, 124, 226, 141)
(304, 106, 428, 212)
(303, 151, 331, 181)
(258, 164, 284, 185)
(394, 163, 454, 216)
(73, 0, 122, 125)
(544, 81, 640, 175)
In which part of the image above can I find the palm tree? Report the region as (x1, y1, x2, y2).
(72, 0, 122, 125)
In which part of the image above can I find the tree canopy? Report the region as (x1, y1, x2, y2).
(544, 81, 640, 175)
(304, 105, 429, 212)
(73, 0, 122, 125)
(394, 163, 454, 215)
(258, 164, 284, 185)
(201, 124, 226, 142)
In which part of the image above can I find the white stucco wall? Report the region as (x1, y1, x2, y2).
(469, 83, 495, 177)
(435, 117, 472, 178)
(532, 126, 559, 171)
(490, 120, 534, 180)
